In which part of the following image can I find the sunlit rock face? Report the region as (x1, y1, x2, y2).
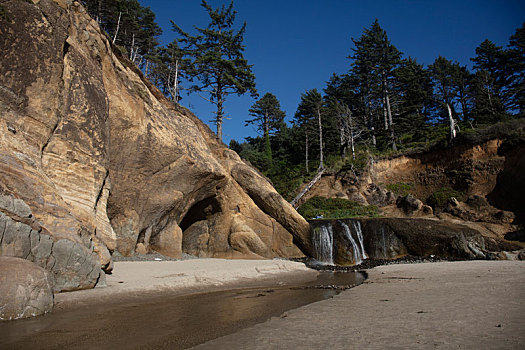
(0, 0, 311, 290)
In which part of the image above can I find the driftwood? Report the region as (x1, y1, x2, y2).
(290, 168, 324, 209)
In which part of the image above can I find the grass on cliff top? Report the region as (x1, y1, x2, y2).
(298, 196, 379, 220)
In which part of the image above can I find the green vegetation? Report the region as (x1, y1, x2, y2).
(297, 196, 379, 219)
(75, 2, 524, 199)
(386, 182, 413, 196)
(231, 20, 524, 198)
(171, 1, 256, 142)
(426, 187, 465, 210)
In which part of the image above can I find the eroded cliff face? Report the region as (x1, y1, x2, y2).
(0, 0, 311, 291)
(297, 137, 524, 242)
(301, 139, 508, 206)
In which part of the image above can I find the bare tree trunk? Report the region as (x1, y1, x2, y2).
(339, 125, 347, 159)
(112, 12, 121, 44)
(447, 103, 456, 141)
(383, 95, 388, 130)
(385, 89, 394, 128)
(216, 93, 224, 142)
(173, 60, 179, 103)
(130, 33, 135, 60)
(290, 168, 325, 209)
(317, 107, 324, 170)
(350, 130, 356, 160)
(348, 106, 356, 160)
(366, 97, 376, 146)
(385, 93, 396, 151)
(96, 0, 102, 23)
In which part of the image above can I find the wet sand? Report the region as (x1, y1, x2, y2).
(54, 259, 319, 310)
(195, 261, 525, 349)
(0, 270, 364, 350)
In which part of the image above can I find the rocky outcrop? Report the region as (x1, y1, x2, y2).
(0, 194, 101, 292)
(310, 218, 521, 265)
(0, 257, 54, 320)
(0, 0, 310, 290)
(396, 194, 433, 217)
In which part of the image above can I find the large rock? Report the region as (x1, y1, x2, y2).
(0, 257, 54, 320)
(0, 197, 102, 292)
(310, 218, 521, 265)
(0, 0, 310, 290)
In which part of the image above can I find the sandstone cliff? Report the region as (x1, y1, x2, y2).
(0, 0, 311, 291)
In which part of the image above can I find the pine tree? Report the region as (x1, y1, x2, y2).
(349, 20, 402, 150)
(295, 89, 325, 170)
(470, 39, 508, 122)
(172, 1, 257, 142)
(429, 56, 463, 142)
(246, 93, 286, 161)
(506, 23, 525, 116)
(394, 58, 434, 143)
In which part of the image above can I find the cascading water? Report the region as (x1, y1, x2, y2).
(380, 226, 387, 257)
(352, 220, 368, 260)
(312, 224, 334, 265)
(340, 221, 368, 265)
(340, 222, 362, 264)
(311, 219, 368, 266)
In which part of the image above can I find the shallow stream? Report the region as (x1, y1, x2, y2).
(0, 271, 365, 350)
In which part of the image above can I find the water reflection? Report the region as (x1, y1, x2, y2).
(0, 271, 364, 350)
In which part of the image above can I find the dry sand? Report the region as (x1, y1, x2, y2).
(54, 259, 318, 309)
(194, 261, 525, 350)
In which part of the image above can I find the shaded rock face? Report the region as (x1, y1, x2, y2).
(0, 0, 309, 289)
(487, 141, 525, 222)
(310, 218, 520, 265)
(396, 194, 433, 217)
(0, 257, 54, 320)
(0, 194, 101, 292)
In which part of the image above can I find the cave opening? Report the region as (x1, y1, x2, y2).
(179, 196, 221, 231)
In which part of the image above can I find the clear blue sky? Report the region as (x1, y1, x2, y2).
(140, 0, 524, 145)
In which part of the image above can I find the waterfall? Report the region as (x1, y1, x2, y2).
(341, 221, 365, 265)
(352, 220, 368, 260)
(380, 226, 387, 257)
(312, 224, 334, 265)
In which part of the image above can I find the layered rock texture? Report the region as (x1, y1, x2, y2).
(0, 0, 311, 291)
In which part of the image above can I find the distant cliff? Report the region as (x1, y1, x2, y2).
(0, 0, 311, 291)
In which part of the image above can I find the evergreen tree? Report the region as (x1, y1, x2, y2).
(83, 0, 161, 63)
(246, 93, 286, 161)
(470, 39, 508, 122)
(394, 58, 434, 143)
(349, 20, 402, 150)
(506, 23, 525, 116)
(172, 1, 257, 142)
(429, 56, 463, 142)
(295, 89, 325, 170)
(148, 40, 187, 102)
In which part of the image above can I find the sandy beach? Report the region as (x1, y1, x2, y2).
(54, 258, 319, 309)
(2, 259, 524, 350)
(195, 260, 525, 349)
